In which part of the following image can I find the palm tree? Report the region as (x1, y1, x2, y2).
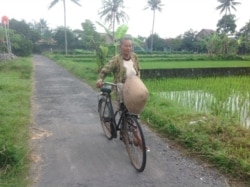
(48, 0, 81, 54)
(144, 0, 164, 51)
(216, 0, 241, 15)
(37, 19, 49, 37)
(98, 0, 129, 42)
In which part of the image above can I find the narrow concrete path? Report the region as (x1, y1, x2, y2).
(30, 55, 229, 187)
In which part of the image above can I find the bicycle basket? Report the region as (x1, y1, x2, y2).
(101, 85, 112, 94)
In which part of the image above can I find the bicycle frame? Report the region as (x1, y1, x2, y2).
(98, 82, 147, 172)
(98, 83, 126, 138)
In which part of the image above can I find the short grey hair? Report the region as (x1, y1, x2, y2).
(119, 37, 132, 45)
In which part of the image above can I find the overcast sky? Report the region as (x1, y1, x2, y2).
(1, 0, 250, 38)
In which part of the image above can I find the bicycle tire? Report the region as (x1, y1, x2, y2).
(123, 115, 146, 172)
(98, 97, 115, 140)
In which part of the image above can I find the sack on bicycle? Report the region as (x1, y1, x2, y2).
(122, 75, 149, 114)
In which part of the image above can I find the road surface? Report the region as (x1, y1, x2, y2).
(29, 55, 229, 187)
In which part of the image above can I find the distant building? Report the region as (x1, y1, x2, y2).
(196, 29, 215, 39)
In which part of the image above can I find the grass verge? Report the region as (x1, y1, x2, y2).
(141, 94, 250, 186)
(0, 57, 32, 187)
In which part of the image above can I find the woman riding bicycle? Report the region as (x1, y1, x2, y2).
(96, 37, 149, 152)
(96, 37, 140, 105)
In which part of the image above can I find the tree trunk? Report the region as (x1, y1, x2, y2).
(112, 13, 116, 55)
(63, 0, 68, 55)
(150, 10, 156, 52)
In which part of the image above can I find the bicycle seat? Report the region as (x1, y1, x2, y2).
(101, 85, 112, 94)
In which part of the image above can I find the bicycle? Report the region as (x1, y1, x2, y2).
(97, 82, 147, 172)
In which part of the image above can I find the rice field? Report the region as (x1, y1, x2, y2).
(140, 60, 250, 69)
(144, 76, 250, 128)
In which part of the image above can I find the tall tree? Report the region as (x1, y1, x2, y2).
(48, 0, 81, 54)
(36, 19, 49, 37)
(237, 20, 250, 54)
(98, 0, 129, 42)
(30, 19, 52, 41)
(181, 29, 198, 52)
(53, 26, 75, 50)
(216, 0, 241, 15)
(81, 19, 102, 50)
(217, 14, 237, 35)
(144, 0, 164, 51)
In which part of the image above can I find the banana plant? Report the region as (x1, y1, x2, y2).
(95, 22, 144, 71)
(96, 44, 109, 72)
(96, 21, 128, 55)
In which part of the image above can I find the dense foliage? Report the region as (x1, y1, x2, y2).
(1, 8, 250, 57)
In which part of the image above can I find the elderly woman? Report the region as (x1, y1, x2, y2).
(96, 37, 150, 152)
(96, 37, 141, 105)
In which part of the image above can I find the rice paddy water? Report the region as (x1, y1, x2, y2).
(156, 90, 250, 128)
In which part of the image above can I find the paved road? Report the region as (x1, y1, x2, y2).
(30, 55, 229, 187)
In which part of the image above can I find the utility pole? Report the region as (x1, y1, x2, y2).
(1, 16, 12, 56)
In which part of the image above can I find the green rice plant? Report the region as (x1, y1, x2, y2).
(140, 60, 250, 69)
(145, 76, 250, 127)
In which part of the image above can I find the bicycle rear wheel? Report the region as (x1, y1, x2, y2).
(98, 97, 115, 140)
(123, 116, 146, 172)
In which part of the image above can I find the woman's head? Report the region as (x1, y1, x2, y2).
(119, 37, 132, 58)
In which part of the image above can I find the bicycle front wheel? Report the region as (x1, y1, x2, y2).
(123, 115, 146, 172)
(98, 97, 114, 140)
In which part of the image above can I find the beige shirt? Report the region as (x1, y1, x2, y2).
(123, 59, 136, 77)
(98, 53, 140, 83)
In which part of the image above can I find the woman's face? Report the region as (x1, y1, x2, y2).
(120, 39, 132, 56)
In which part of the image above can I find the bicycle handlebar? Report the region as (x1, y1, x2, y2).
(103, 82, 117, 87)
(99, 82, 117, 94)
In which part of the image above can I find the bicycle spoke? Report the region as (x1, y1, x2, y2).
(98, 98, 113, 140)
(123, 116, 147, 172)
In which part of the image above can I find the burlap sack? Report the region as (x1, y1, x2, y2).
(123, 76, 149, 114)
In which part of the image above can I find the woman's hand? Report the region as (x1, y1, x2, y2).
(96, 79, 103, 88)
